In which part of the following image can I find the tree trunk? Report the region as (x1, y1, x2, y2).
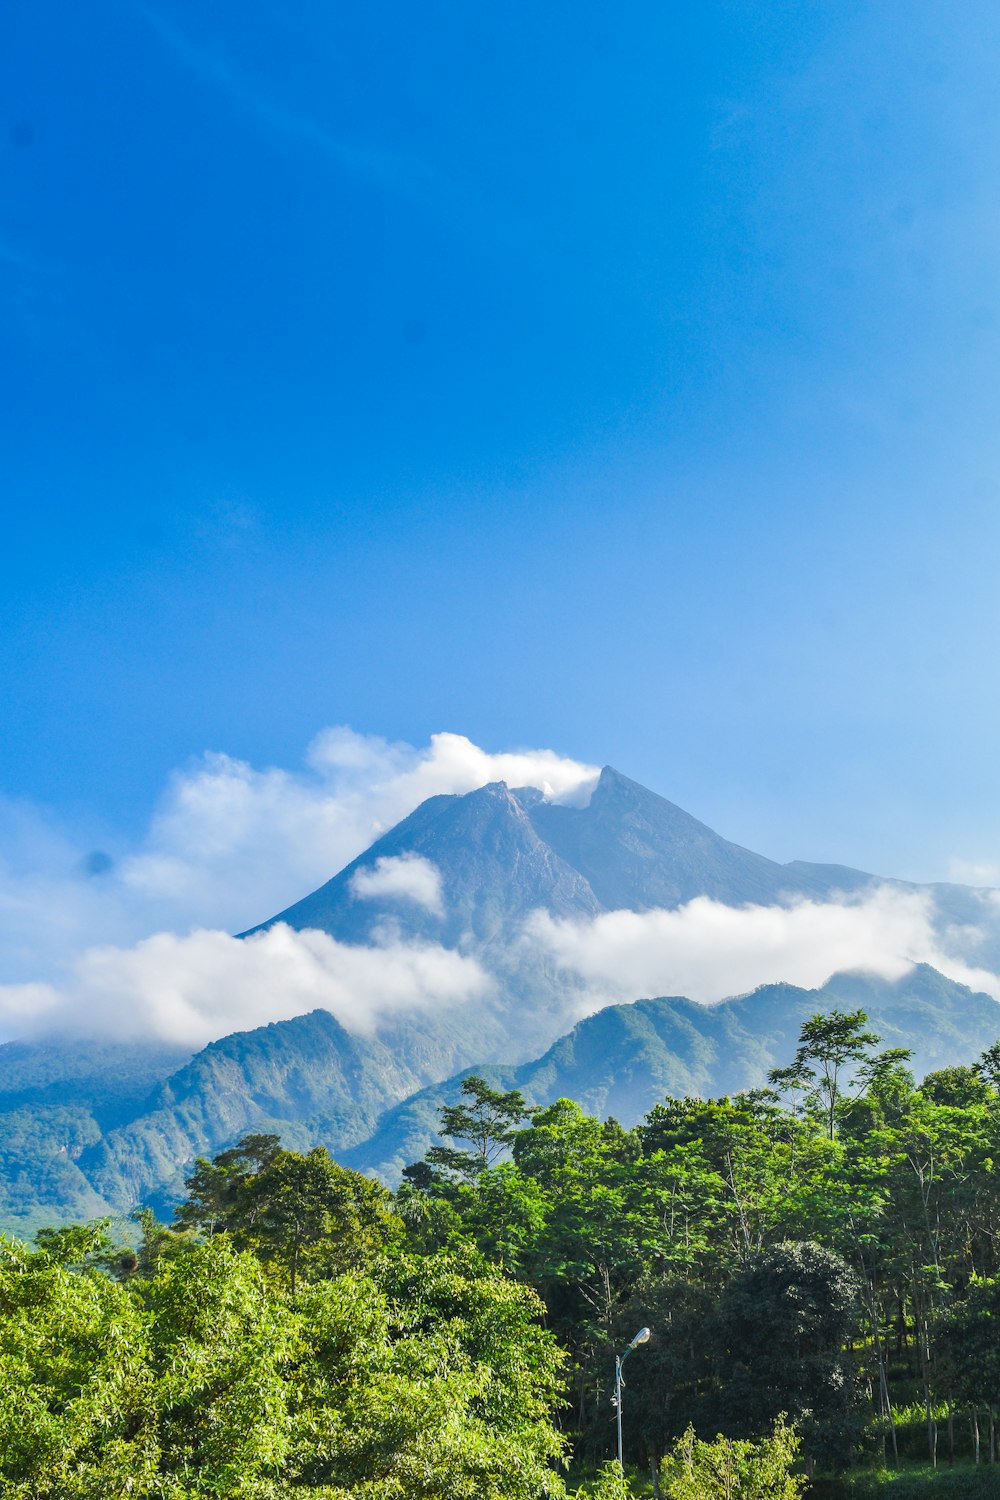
(651, 1458, 662, 1498)
(990, 1405, 996, 1463)
(973, 1408, 981, 1465)
(947, 1396, 954, 1465)
(867, 1287, 899, 1468)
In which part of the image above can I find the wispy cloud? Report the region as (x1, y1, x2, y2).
(133, 3, 443, 204)
(351, 853, 444, 916)
(948, 856, 1000, 886)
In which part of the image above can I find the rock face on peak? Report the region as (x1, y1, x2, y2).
(244, 779, 601, 951)
(528, 766, 829, 910)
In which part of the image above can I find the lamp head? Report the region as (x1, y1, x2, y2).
(629, 1326, 651, 1350)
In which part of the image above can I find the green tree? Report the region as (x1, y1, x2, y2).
(143, 1239, 296, 1493)
(769, 1009, 880, 1138)
(173, 1131, 281, 1236)
(426, 1074, 536, 1182)
(0, 1234, 155, 1497)
(709, 1241, 861, 1470)
(234, 1144, 401, 1291)
(935, 1276, 1000, 1462)
(660, 1419, 806, 1499)
(173, 1136, 401, 1292)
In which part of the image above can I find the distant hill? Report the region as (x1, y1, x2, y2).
(0, 1038, 189, 1236)
(340, 965, 1000, 1181)
(79, 1009, 429, 1219)
(3, 964, 996, 1232)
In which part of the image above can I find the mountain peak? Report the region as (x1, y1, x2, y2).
(593, 763, 668, 804)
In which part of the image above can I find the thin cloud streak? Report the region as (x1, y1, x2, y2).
(133, 3, 445, 204)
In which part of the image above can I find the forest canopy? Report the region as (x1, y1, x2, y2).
(4, 1009, 1000, 1497)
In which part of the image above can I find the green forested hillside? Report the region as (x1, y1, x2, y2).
(0, 1038, 189, 1235)
(2, 965, 999, 1233)
(342, 965, 1000, 1180)
(81, 1009, 428, 1217)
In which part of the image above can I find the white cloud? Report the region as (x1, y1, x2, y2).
(0, 923, 491, 1049)
(350, 854, 444, 915)
(523, 887, 1000, 1015)
(0, 729, 598, 985)
(948, 857, 1000, 886)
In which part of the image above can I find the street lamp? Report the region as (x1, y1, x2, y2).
(613, 1326, 651, 1473)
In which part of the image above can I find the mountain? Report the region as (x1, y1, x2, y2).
(339, 964, 1000, 1181)
(242, 766, 1000, 1068)
(244, 768, 874, 945)
(5, 766, 1000, 1232)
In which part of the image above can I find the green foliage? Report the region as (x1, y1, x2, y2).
(424, 1074, 536, 1182)
(0, 1231, 569, 1498)
(289, 1252, 567, 1498)
(572, 1462, 632, 1499)
(175, 1136, 402, 1291)
(0, 1233, 156, 1497)
(710, 1241, 861, 1469)
(934, 1276, 1000, 1406)
(841, 1469, 1000, 1498)
(659, 1420, 806, 1499)
(400, 1009, 1000, 1475)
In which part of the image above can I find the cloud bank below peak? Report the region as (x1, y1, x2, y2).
(0, 923, 492, 1049)
(522, 886, 1000, 1013)
(2, 884, 996, 1052)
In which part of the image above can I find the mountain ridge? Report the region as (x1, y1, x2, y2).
(338, 962, 1000, 1181)
(3, 961, 997, 1232)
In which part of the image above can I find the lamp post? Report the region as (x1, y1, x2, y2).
(613, 1326, 651, 1473)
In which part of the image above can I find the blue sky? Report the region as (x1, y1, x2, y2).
(5, 1, 1000, 885)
